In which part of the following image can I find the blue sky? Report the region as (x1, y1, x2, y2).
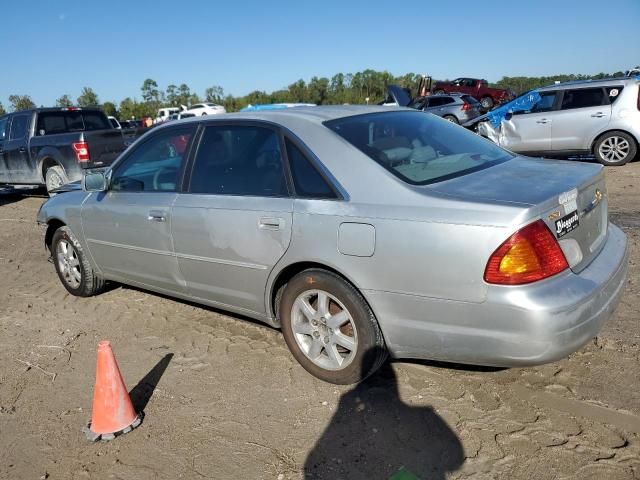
(1, 0, 638, 107)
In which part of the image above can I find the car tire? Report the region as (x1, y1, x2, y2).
(594, 131, 637, 166)
(480, 96, 494, 110)
(434, 90, 445, 95)
(52, 226, 106, 297)
(45, 165, 69, 195)
(443, 115, 459, 124)
(279, 269, 387, 384)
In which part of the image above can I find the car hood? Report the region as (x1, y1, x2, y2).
(50, 180, 82, 194)
(424, 155, 603, 207)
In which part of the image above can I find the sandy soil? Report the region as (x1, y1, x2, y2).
(0, 163, 639, 480)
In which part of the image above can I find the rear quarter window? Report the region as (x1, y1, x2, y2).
(325, 111, 513, 185)
(606, 86, 624, 104)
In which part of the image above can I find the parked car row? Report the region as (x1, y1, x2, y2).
(37, 106, 629, 384)
(467, 76, 640, 166)
(155, 103, 226, 124)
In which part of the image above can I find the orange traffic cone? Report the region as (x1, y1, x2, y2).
(83, 340, 142, 441)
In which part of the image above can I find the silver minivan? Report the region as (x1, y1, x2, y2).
(476, 77, 640, 166)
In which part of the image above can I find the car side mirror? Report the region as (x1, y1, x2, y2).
(83, 171, 108, 192)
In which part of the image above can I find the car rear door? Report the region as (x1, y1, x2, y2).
(4, 113, 37, 183)
(499, 91, 558, 153)
(0, 116, 9, 183)
(551, 87, 612, 151)
(171, 122, 293, 316)
(81, 124, 197, 293)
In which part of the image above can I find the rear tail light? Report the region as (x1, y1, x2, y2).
(72, 142, 90, 163)
(461, 102, 471, 111)
(484, 220, 569, 285)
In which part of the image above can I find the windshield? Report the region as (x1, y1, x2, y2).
(325, 111, 514, 185)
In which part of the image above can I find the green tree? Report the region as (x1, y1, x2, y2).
(0, 102, 6, 116)
(177, 84, 191, 106)
(205, 86, 224, 103)
(8, 94, 36, 112)
(141, 78, 160, 103)
(55, 94, 73, 107)
(102, 101, 117, 117)
(165, 84, 178, 106)
(77, 87, 99, 107)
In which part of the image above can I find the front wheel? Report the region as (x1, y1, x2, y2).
(280, 269, 387, 384)
(52, 226, 106, 297)
(594, 131, 637, 166)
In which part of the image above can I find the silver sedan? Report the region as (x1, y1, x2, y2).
(37, 106, 629, 384)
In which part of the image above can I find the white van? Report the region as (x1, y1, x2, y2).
(155, 107, 181, 124)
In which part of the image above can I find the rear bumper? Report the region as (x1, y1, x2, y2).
(366, 223, 629, 367)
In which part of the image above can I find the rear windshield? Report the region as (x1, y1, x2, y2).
(36, 110, 111, 136)
(325, 111, 513, 185)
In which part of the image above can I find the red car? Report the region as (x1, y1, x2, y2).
(432, 78, 514, 110)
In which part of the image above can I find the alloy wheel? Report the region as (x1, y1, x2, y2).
(290, 289, 358, 371)
(599, 136, 630, 163)
(56, 239, 82, 289)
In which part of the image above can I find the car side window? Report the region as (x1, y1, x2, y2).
(560, 88, 606, 110)
(9, 114, 30, 140)
(285, 138, 336, 199)
(189, 125, 288, 197)
(513, 92, 557, 116)
(111, 126, 195, 192)
(428, 97, 444, 107)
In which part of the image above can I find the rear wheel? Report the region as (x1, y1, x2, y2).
(45, 165, 68, 195)
(52, 226, 106, 297)
(443, 115, 459, 124)
(480, 96, 494, 110)
(433, 89, 445, 95)
(280, 269, 387, 384)
(594, 131, 637, 166)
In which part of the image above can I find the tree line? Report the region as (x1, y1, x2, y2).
(0, 69, 628, 119)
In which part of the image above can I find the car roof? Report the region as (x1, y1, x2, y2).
(163, 105, 404, 129)
(538, 77, 637, 91)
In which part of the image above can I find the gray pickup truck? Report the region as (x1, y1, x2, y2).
(0, 107, 127, 194)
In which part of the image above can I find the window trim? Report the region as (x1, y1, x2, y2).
(109, 123, 198, 193)
(182, 119, 294, 198)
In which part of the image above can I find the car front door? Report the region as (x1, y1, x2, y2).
(4, 113, 35, 183)
(171, 123, 293, 316)
(551, 87, 611, 151)
(81, 124, 197, 293)
(499, 91, 558, 153)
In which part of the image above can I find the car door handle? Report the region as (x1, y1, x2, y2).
(147, 210, 167, 222)
(536, 119, 550, 124)
(19, 146, 26, 152)
(259, 217, 283, 230)
(591, 112, 606, 118)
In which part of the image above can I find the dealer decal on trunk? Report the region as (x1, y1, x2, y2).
(555, 210, 579, 238)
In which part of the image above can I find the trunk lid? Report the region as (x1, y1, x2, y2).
(426, 156, 608, 272)
(81, 129, 128, 169)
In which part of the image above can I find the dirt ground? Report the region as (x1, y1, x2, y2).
(0, 162, 639, 480)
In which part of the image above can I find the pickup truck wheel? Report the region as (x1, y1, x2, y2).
(280, 269, 388, 384)
(481, 97, 494, 110)
(45, 166, 69, 195)
(52, 226, 106, 297)
(433, 89, 445, 95)
(443, 115, 459, 124)
(594, 132, 637, 166)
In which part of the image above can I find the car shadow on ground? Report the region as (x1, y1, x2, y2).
(304, 347, 465, 480)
